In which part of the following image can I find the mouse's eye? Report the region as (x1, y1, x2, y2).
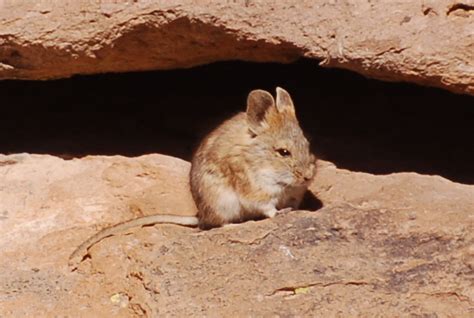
(276, 148, 291, 157)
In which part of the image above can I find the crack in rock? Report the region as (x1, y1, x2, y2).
(410, 291, 473, 304)
(447, 2, 474, 15)
(267, 280, 374, 297)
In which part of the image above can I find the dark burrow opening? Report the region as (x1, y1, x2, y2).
(1, 59, 473, 184)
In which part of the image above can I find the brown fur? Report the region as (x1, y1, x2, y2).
(191, 87, 316, 229)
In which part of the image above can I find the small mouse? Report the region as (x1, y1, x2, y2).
(69, 87, 316, 268)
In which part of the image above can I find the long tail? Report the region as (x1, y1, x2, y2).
(68, 214, 199, 269)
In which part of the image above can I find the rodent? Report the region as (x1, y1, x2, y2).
(68, 87, 316, 268)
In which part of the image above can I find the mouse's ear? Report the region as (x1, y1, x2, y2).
(275, 87, 296, 116)
(246, 89, 275, 133)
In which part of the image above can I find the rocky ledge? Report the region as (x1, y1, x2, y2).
(0, 154, 472, 316)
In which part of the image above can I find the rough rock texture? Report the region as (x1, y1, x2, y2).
(0, 153, 473, 316)
(0, 0, 473, 95)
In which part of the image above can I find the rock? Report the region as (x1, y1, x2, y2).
(0, 1, 472, 95)
(0, 154, 472, 316)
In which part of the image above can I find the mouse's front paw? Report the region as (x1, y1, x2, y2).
(264, 207, 293, 218)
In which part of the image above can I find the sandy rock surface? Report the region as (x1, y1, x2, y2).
(0, 154, 472, 316)
(0, 0, 473, 95)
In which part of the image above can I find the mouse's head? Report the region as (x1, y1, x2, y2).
(245, 87, 316, 188)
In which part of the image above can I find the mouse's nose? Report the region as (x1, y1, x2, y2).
(303, 169, 314, 182)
